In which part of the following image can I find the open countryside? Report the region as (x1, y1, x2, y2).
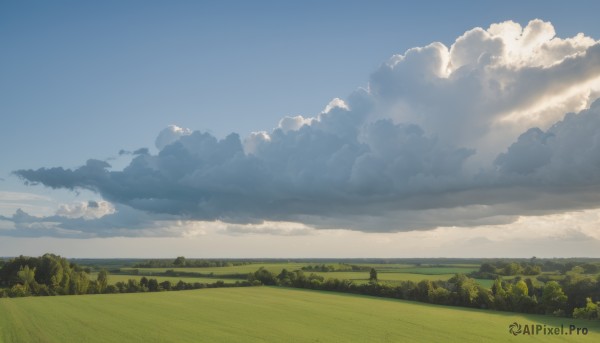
(3, 2, 600, 342)
(116, 262, 482, 286)
(1, 287, 599, 343)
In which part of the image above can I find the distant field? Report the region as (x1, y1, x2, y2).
(121, 262, 493, 288)
(384, 266, 479, 274)
(89, 273, 238, 285)
(312, 271, 459, 283)
(1, 287, 598, 342)
(313, 271, 494, 288)
(120, 262, 309, 276)
(120, 262, 477, 276)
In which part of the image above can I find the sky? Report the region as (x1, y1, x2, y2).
(2, 0, 600, 258)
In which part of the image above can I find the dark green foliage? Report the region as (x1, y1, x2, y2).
(369, 268, 378, 282)
(251, 267, 278, 285)
(266, 265, 597, 320)
(97, 269, 108, 293)
(0, 254, 93, 296)
(541, 281, 567, 315)
(470, 260, 542, 279)
(147, 278, 160, 292)
(133, 258, 250, 268)
(160, 280, 172, 291)
(572, 298, 599, 319)
(173, 256, 186, 267)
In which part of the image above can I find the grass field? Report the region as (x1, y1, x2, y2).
(120, 262, 493, 288)
(90, 273, 239, 285)
(120, 262, 310, 276)
(1, 287, 598, 342)
(111, 269, 497, 288)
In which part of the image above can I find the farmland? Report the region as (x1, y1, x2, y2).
(116, 262, 488, 287)
(92, 273, 239, 285)
(1, 286, 598, 342)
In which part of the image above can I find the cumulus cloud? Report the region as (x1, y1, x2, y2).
(155, 124, 192, 150)
(11, 19, 600, 236)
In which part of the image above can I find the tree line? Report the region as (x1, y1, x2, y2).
(249, 267, 600, 320)
(0, 254, 99, 297)
(133, 256, 252, 268)
(301, 264, 371, 272)
(0, 254, 255, 298)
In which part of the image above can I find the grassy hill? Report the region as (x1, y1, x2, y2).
(1, 287, 598, 342)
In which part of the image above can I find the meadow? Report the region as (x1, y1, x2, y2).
(1, 287, 598, 342)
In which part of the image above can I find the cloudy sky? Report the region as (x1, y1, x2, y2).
(2, 1, 600, 258)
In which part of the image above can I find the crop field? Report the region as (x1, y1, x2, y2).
(1, 287, 598, 342)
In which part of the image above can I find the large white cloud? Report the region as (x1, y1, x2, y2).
(10, 19, 600, 237)
(370, 19, 600, 166)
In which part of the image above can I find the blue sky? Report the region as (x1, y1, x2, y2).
(2, 1, 600, 257)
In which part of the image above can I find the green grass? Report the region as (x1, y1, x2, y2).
(1, 287, 598, 342)
(385, 266, 479, 274)
(123, 263, 491, 288)
(122, 262, 478, 276)
(90, 273, 239, 285)
(121, 262, 310, 276)
(312, 271, 460, 283)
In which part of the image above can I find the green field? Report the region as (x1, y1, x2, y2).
(90, 273, 239, 285)
(120, 262, 488, 286)
(120, 262, 309, 276)
(311, 271, 459, 283)
(1, 287, 598, 342)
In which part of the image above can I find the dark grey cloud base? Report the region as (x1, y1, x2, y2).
(12, 99, 600, 234)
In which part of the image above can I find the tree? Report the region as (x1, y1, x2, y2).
(97, 269, 108, 294)
(175, 280, 187, 290)
(541, 281, 567, 315)
(79, 272, 90, 294)
(416, 280, 433, 302)
(369, 268, 378, 282)
(502, 263, 523, 276)
(457, 277, 479, 307)
(140, 276, 149, 289)
(147, 278, 160, 292)
(17, 265, 36, 291)
(127, 279, 140, 293)
(173, 256, 186, 267)
(492, 278, 509, 310)
(160, 280, 172, 291)
(479, 263, 496, 274)
(277, 269, 296, 286)
(507, 280, 533, 312)
(572, 298, 599, 320)
(252, 268, 278, 285)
